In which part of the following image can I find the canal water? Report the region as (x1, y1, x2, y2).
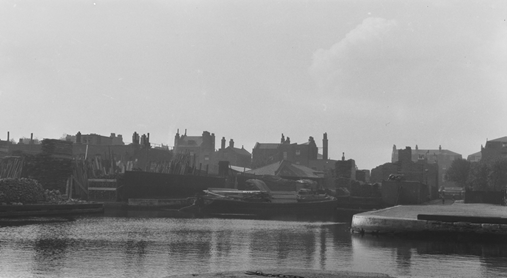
(1, 210, 507, 278)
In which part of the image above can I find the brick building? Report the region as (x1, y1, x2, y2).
(212, 137, 251, 169)
(173, 129, 216, 170)
(467, 151, 481, 162)
(251, 134, 319, 169)
(372, 146, 439, 199)
(335, 157, 356, 180)
(1, 131, 172, 172)
(391, 144, 461, 188)
(480, 136, 507, 163)
(67, 132, 125, 145)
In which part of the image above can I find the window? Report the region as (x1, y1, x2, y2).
(296, 150, 301, 156)
(283, 152, 287, 159)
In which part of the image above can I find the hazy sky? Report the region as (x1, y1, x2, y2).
(1, 0, 506, 170)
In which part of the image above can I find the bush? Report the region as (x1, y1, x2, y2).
(0, 178, 45, 204)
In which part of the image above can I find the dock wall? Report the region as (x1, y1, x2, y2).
(351, 211, 507, 236)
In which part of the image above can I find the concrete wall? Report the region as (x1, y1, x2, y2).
(381, 180, 428, 206)
(370, 163, 399, 183)
(371, 159, 438, 199)
(465, 190, 506, 205)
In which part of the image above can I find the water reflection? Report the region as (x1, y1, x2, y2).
(168, 229, 212, 261)
(249, 227, 315, 269)
(213, 230, 233, 258)
(3, 215, 507, 278)
(352, 234, 507, 277)
(32, 224, 71, 277)
(124, 238, 148, 275)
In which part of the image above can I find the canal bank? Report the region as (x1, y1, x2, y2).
(351, 201, 507, 236)
(166, 269, 393, 278)
(0, 203, 104, 217)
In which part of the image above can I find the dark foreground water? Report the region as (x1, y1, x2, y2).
(1, 211, 507, 278)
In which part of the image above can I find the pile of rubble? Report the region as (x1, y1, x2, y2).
(0, 178, 88, 205)
(43, 189, 67, 204)
(0, 178, 44, 204)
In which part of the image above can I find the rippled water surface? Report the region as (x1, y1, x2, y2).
(1, 212, 507, 278)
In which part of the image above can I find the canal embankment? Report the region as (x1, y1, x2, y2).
(0, 177, 104, 219)
(0, 203, 103, 218)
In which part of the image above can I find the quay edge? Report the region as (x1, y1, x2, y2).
(350, 204, 507, 236)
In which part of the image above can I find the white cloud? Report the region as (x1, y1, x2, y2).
(309, 17, 399, 90)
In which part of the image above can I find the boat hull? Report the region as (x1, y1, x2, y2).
(202, 198, 338, 216)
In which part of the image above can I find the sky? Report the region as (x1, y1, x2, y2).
(1, 0, 506, 170)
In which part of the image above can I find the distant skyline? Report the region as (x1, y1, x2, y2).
(1, 0, 506, 170)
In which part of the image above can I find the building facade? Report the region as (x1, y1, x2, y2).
(251, 134, 320, 169)
(391, 144, 461, 188)
(373, 146, 439, 198)
(66, 132, 125, 146)
(335, 158, 356, 180)
(212, 137, 251, 169)
(481, 136, 507, 163)
(173, 129, 216, 169)
(467, 151, 482, 162)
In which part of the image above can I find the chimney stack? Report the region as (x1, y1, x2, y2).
(221, 137, 226, 150)
(229, 139, 234, 148)
(323, 132, 328, 160)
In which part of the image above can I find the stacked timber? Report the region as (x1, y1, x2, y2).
(21, 139, 74, 192)
(23, 154, 73, 191)
(0, 156, 24, 179)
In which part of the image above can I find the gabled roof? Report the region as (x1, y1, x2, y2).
(247, 161, 281, 175)
(489, 136, 507, 143)
(412, 149, 461, 156)
(254, 143, 281, 150)
(467, 151, 481, 160)
(218, 146, 251, 156)
(230, 147, 251, 156)
(246, 160, 321, 178)
(178, 136, 203, 147)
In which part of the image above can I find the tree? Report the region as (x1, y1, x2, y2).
(445, 158, 471, 187)
(467, 162, 490, 190)
(488, 159, 507, 191)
